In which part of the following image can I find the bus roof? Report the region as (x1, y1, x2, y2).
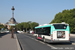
(51, 22, 68, 24)
(35, 24, 51, 29)
(35, 23, 69, 29)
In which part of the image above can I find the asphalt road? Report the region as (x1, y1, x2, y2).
(16, 33, 75, 50)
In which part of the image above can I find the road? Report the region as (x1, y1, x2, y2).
(16, 33, 75, 50)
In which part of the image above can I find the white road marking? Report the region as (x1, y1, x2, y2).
(34, 39, 39, 41)
(47, 44, 57, 49)
(24, 35, 57, 49)
(72, 43, 75, 45)
(39, 41, 45, 44)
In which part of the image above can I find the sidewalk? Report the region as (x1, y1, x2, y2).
(0, 33, 20, 50)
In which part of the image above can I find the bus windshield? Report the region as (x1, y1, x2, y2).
(53, 24, 67, 29)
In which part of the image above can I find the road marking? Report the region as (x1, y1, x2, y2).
(39, 41, 45, 44)
(47, 44, 57, 49)
(24, 35, 57, 49)
(72, 43, 75, 45)
(34, 39, 39, 41)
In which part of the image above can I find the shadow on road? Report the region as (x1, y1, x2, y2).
(38, 39, 72, 45)
(39, 40, 72, 45)
(0, 33, 9, 38)
(15, 32, 23, 34)
(48, 42, 72, 45)
(45, 41, 74, 46)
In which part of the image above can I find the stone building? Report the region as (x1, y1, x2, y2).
(6, 17, 17, 29)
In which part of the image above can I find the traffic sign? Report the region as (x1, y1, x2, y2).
(9, 24, 15, 26)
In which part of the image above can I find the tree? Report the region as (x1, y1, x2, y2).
(16, 21, 39, 33)
(16, 23, 23, 31)
(30, 22, 39, 30)
(23, 22, 30, 32)
(27, 21, 32, 24)
(0, 24, 4, 30)
(50, 8, 75, 33)
(4, 25, 7, 29)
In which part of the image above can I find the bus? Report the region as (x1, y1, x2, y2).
(34, 22, 70, 43)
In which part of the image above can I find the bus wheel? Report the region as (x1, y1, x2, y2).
(36, 36, 38, 40)
(43, 37, 46, 42)
(35, 36, 37, 39)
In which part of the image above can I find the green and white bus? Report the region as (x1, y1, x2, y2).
(34, 22, 70, 43)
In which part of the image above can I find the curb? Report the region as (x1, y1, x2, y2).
(15, 34, 21, 50)
(70, 34, 75, 37)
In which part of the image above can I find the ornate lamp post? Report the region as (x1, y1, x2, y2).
(11, 6, 15, 18)
(11, 6, 15, 38)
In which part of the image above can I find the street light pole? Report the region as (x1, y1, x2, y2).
(11, 6, 15, 38)
(11, 6, 15, 18)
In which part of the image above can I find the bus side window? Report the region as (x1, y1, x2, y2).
(49, 27, 51, 36)
(44, 27, 50, 36)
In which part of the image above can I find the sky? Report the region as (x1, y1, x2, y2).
(0, 0, 75, 25)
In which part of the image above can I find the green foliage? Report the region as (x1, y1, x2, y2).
(4, 25, 7, 29)
(16, 21, 39, 32)
(0, 25, 8, 30)
(50, 8, 75, 33)
(0, 24, 4, 30)
(16, 23, 23, 31)
(30, 22, 39, 30)
(23, 22, 30, 32)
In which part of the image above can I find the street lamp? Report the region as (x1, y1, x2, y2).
(11, 6, 15, 18)
(11, 6, 15, 38)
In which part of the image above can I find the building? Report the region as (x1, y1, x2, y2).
(6, 17, 18, 29)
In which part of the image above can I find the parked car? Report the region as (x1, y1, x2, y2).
(17, 31, 24, 33)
